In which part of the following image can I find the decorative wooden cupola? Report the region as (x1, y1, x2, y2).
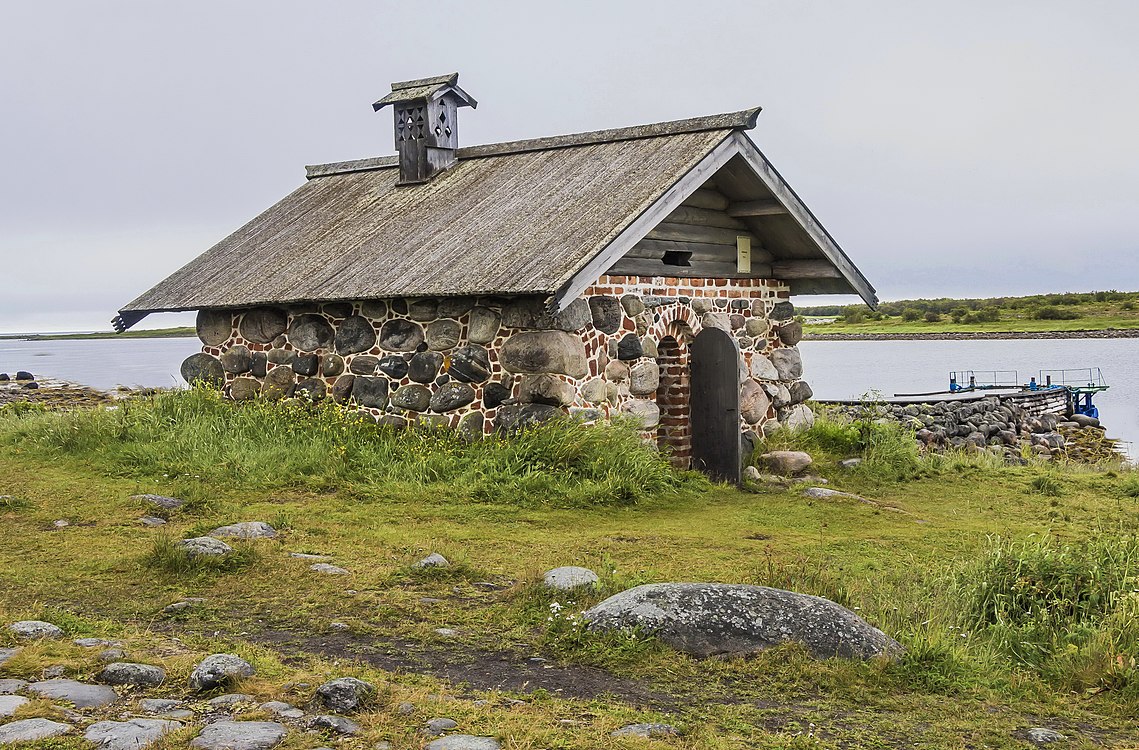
(373, 73, 478, 185)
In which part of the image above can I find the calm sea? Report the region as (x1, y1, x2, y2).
(1, 335, 1134, 457)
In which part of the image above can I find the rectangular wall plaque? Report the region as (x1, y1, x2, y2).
(736, 236, 751, 274)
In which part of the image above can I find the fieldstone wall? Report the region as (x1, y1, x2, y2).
(180, 274, 813, 467)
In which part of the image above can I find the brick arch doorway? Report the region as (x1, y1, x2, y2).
(688, 327, 741, 485)
(656, 335, 690, 468)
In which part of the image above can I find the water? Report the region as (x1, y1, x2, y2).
(801, 338, 1139, 459)
(1, 335, 1135, 457)
(0, 337, 200, 392)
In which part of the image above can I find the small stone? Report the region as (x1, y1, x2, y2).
(379, 319, 425, 351)
(482, 381, 512, 408)
(425, 717, 458, 736)
(619, 399, 660, 429)
(612, 723, 678, 738)
(494, 403, 562, 433)
(349, 355, 379, 376)
(770, 347, 803, 380)
(467, 307, 501, 344)
(502, 297, 589, 331)
(0, 679, 28, 694)
(97, 662, 167, 688)
(209, 521, 277, 539)
(311, 714, 361, 735)
(1025, 728, 1066, 744)
(266, 348, 294, 366)
(315, 677, 375, 713)
(424, 736, 501, 750)
(745, 318, 769, 337)
(85, 719, 182, 750)
(542, 566, 599, 590)
(588, 296, 623, 334)
(839, 458, 863, 469)
(229, 377, 260, 401)
(397, 701, 415, 715)
(99, 648, 127, 662)
(802, 487, 868, 502)
(9, 620, 63, 640)
(0, 694, 29, 717)
(628, 361, 659, 396)
(163, 599, 203, 614)
(220, 345, 253, 374)
(181, 353, 225, 387)
(207, 693, 254, 707)
(261, 366, 295, 400)
(788, 380, 813, 404)
(42, 665, 66, 679)
(377, 355, 409, 379)
(641, 337, 658, 358)
(310, 563, 350, 575)
(289, 552, 331, 560)
(288, 314, 335, 352)
(621, 294, 646, 317)
(179, 537, 233, 557)
(426, 319, 462, 350)
(499, 331, 588, 378)
(434, 628, 458, 637)
(196, 310, 233, 347)
(776, 320, 804, 345)
(291, 353, 319, 377)
(580, 378, 607, 404)
(439, 297, 475, 318)
(430, 382, 476, 412)
(616, 333, 643, 360)
(0, 718, 73, 744)
(750, 355, 779, 380)
(743, 465, 761, 482)
(408, 299, 439, 321)
(351, 376, 389, 409)
(770, 301, 795, 320)
(189, 721, 286, 750)
(448, 345, 492, 383)
(604, 360, 630, 382)
(518, 373, 575, 406)
(409, 351, 444, 382)
(320, 354, 344, 377)
(189, 653, 255, 691)
(52, 518, 69, 528)
(414, 553, 450, 569)
(261, 700, 304, 719)
(391, 384, 431, 412)
(132, 493, 184, 510)
(139, 698, 184, 714)
(29, 678, 118, 708)
(740, 380, 772, 425)
(457, 411, 485, 440)
(238, 307, 287, 344)
(251, 351, 268, 378)
(335, 316, 377, 355)
(759, 451, 813, 475)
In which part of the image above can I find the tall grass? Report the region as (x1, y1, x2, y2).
(0, 387, 706, 507)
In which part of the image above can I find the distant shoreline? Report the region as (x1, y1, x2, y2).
(0, 327, 195, 341)
(805, 329, 1139, 341)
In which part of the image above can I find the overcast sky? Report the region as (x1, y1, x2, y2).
(1, 1, 1136, 332)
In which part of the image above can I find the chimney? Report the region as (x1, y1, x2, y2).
(373, 73, 477, 185)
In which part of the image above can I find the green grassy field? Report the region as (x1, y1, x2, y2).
(803, 291, 1139, 335)
(0, 327, 196, 341)
(1, 391, 1138, 748)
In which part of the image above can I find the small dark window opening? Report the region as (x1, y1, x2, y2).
(662, 250, 692, 267)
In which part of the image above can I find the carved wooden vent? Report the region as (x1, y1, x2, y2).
(435, 108, 451, 139)
(397, 107, 426, 143)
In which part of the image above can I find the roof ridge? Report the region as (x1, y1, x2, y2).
(305, 107, 760, 180)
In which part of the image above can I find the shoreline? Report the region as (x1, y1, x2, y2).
(804, 328, 1139, 341)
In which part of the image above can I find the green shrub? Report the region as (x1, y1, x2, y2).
(1029, 474, 1063, 496)
(902, 308, 921, 322)
(1119, 474, 1139, 498)
(923, 311, 941, 323)
(1034, 305, 1081, 320)
(143, 535, 260, 575)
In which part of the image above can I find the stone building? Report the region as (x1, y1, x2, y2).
(116, 73, 876, 482)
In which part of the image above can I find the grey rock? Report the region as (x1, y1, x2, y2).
(781, 403, 816, 431)
(759, 451, 813, 474)
(291, 353, 319, 377)
(413, 553, 450, 569)
(628, 362, 659, 396)
(359, 300, 388, 318)
(163, 599, 203, 614)
(621, 294, 646, 316)
(322, 302, 353, 319)
(482, 381, 512, 408)
(439, 297, 475, 318)
(502, 297, 589, 332)
(500, 331, 588, 378)
(518, 373, 575, 407)
(448, 346, 491, 383)
(616, 333, 643, 360)
(457, 411, 485, 440)
(181, 353, 225, 387)
(377, 355, 409, 379)
(289, 552, 330, 560)
(41, 665, 66, 679)
(209, 521, 277, 540)
(750, 355, 778, 381)
(467, 307, 501, 344)
(424, 736, 501, 750)
(588, 296, 623, 334)
(378, 319, 425, 352)
(770, 347, 803, 380)
(619, 399, 660, 429)
(542, 566, 599, 591)
(407, 299, 438, 321)
(315, 677, 374, 713)
(9, 620, 63, 640)
(266, 348, 294, 366)
(494, 403, 562, 433)
(1070, 413, 1100, 428)
(229, 377, 260, 401)
(260, 700, 304, 719)
(776, 320, 804, 346)
(430, 383, 476, 412)
(220, 345, 253, 374)
(238, 308, 287, 344)
(310, 714, 360, 734)
(585, 583, 901, 659)
(189, 654, 255, 691)
(803, 487, 867, 502)
(701, 311, 731, 331)
(132, 493, 184, 510)
(604, 360, 630, 382)
(179, 537, 233, 557)
(261, 366, 295, 400)
(691, 298, 713, 314)
(351, 376, 389, 409)
(0, 679, 28, 694)
(409, 351, 444, 383)
(788, 380, 814, 404)
(196, 310, 233, 346)
(349, 355, 379, 376)
(397, 701, 415, 715)
(838, 458, 863, 469)
(320, 354, 344, 377)
(98, 648, 127, 662)
(0, 718, 73, 743)
(612, 723, 677, 738)
(391, 384, 431, 412)
(29, 678, 118, 708)
(1025, 728, 1066, 744)
(189, 721, 286, 750)
(139, 698, 183, 714)
(335, 316, 377, 355)
(579, 378, 607, 404)
(294, 377, 326, 401)
(425, 717, 458, 736)
(745, 317, 770, 337)
(310, 563, 350, 575)
(97, 662, 166, 688)
(207, 693, 254, 707)
(641, 337, 658, 358)
(288, 314, 334, 352)
(0, 694, 29, 717)
(770, 301, 795, 320)
(740, 380, 771, 425)
(426, 319, 462, 350)
(85, 719, 182, 750)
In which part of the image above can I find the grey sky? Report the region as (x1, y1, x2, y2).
(2, 1, 1136, 332)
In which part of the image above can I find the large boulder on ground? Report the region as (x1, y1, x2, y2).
(189, 653, 255, 691)
(178, 537, 233, 557)
(189, 721, 286, 750)
(208, 521, 277, 540)
(424, 737, 502, 750)
(543, 566, 600, 591)
(584, 583, 901, 659)
(759, 450, 813, 475)
(9, 620, 63, 640)
(0, 718, 73, 743)
(315, 677, 374, 713)
(29, 678, 118, 708)
(85, 719, 182, 750)
(96, 662, 166, 688)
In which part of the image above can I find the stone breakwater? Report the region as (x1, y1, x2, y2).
(819, 394, 1118, 461)
(0, 374, 114, 409)
(805, 328, 1139, 341)
(179, 276, 816, 457)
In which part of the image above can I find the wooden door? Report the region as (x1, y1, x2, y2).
(689, 327, 741, 484)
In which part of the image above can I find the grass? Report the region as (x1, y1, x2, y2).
(0, 326, 196, 341)
(1, 392, 1139, 747)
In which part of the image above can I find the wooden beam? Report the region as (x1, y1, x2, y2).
(663, 205, 748, 230)
(681, 188, 730, 211)
(609, 257, 774, 279)
(628, 238, 773, 264)
(726, 199, 788, 217)
(646, 222, 757, 246)
(770, 259, 843, 279)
